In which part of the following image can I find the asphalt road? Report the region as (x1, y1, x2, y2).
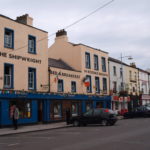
(0, 118, 150, 150)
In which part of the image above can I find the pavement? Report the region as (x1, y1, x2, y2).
(0, 116, 123, 136)
(0, 122, 71, 136)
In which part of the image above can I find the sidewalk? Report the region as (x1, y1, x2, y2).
(0, 122, 71, 136)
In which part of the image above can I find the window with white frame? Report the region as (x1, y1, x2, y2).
(28, 68, 36, 90)
(103, 78, 107, 93)
(102, 57, 106, 72)
(85, 52, 91, 69)
(4, 28, 14, 49)
(28, 35, 36, 54)
(58, 79, 64, 92)
(95, 77, 100, 93)
(94, 55, 99, 70)
(4, 63, 14, 88)
(71, 81, 76, 93)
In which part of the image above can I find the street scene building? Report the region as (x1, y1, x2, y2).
(0, 14, 49, 126)
(48, 29, 111, 121)
(0, 14, 150, 127)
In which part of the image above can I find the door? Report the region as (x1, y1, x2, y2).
(0, 102, 1, 127)
(38, 101, 43, 122)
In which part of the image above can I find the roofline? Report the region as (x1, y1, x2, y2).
(69, 42, 108, 54)
(0, 14, 48, 33)
(49, 66, 81, 73)
(138, 68, 150, 74)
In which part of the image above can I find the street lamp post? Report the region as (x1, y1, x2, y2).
(120, 53, 133, 110)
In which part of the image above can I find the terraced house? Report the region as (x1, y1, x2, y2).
(48, 29, 111, 121)
(0, 14, 49, 126)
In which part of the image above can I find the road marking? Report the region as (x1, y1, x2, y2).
(8, 143, 20, 147)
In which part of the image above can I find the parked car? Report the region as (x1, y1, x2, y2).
(123, 106, 150, 118)
(118, 109, 128, 116)
(68, 108, 118, 127)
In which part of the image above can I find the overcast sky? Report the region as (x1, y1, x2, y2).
(1, 0, 150, 70)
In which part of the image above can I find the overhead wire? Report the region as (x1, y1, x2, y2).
(7, 0, 114, 53)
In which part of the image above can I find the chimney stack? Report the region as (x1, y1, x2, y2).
(16, 14, 33, 26)
(55, 29, 68, 42)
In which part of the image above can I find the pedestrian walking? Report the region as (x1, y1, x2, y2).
(12, 105, 19, 130)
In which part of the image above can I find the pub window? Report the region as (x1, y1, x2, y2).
(113, 81, 117, 93)
(71, 81, 76, 93)
(28, 35, 36, 54)
(103, 78, 107, 93)
(9, 100, 31, 119)
(4, 63, 14, 89)
(94, 55, 99, 70)
(4, 28, 14, 49)
(58, 79, 64, 92)
(85, 52, 91, 69)
(101, 57, 106, 72)
(86, 102, 93, 111)
(72, 103, 78, 116)
(95, 77, 100, 93)
(28, 68, 36, 90)
(53, 103, 62, 118)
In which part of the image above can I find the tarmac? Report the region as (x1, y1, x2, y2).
(0, 116, 123, 136)
(0, 122, 71, 136)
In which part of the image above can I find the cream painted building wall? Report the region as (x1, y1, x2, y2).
(125, 64, 139, 95)
(48, 30, 109, 95)
(49, 67, 82, 93)
(0, 14, 48, 92)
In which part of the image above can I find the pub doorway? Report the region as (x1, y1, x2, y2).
(38, 101, 43, 123)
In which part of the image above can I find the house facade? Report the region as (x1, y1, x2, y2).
(48, 30, 111, 121)
(108, 57, 130, 113)
(0, 14, 49, 126)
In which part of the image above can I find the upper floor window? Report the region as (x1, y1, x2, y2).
(4, 63, 14, 89)
(58, 79, 64, 92)
(4, 28, 14, 49)
(113, 81, 117, 93)
(103, 78, 107, 93)
(71, 81, 76, 93)
(113, 66, 117, 76)
(102, 57, 106, 72)
(94, 55, 99, 70)
(28, 68, 36, 90)
(85, 52, 91, 69)
(86, 75, 92, 93)
(120, 68, 123, 78)
(28, 35, 36, 54)
(129, 71, 132, 79)
(95, 77, 100, 93)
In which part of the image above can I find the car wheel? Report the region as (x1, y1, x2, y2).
(73, 120, 80, 127)
(101, 119, 108, 126)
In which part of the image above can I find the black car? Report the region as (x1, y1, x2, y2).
(123, 105, 150, 118)
(68, 108, 117, 127)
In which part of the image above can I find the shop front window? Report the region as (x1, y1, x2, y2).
(72, 103, 78, 116)
(53, 103, 62, 118)
(86, 102, 93, 111)
(9, 100, 31, 119)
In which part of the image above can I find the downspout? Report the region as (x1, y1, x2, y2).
(48, 67, 51, 93)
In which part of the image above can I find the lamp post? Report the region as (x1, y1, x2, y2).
(120, 53, 133, 110)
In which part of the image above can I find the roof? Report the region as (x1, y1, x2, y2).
(108, 57, 128, 66)
(48, 58, 80, 72)
(69, 42, 108, 54)
(0, 14, 48, 33)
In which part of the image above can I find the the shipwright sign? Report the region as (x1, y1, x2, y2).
(0, 51, 42, 64)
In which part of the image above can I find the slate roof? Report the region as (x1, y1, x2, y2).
(48, 58, 80, 72)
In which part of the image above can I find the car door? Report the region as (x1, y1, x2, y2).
(83, 109, 94, 124)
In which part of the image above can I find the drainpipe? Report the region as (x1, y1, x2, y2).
(48, 68, 51, 93)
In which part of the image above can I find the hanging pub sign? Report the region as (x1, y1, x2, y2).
(0, 51, 42, 64)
